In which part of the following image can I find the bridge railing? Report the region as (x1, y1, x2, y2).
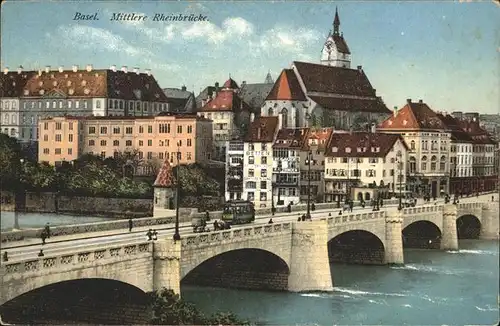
(402, 204, 443, 216)
(181, 222, 292, 248)
(1, 241, 152, 276)
(322, 211, 386, 226)
(457, 202, 483, 210)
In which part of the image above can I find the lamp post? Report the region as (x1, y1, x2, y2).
(14, 158, 25, 230)
(346, 157, 350, 204)
(397, 150, 403, 211)
(305, 151, 312, 218)
(173, 141, 181, 241)
(271, 158, 282, 216)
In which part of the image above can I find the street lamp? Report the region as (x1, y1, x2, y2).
(397, 150, 403, 211)
(14, 158, 25, 230)
(305, 151, 313, 218)
(173, 141, 181, 241)
(271, 158, 282, 216)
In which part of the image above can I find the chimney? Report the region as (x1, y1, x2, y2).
(418, 99, 423, 104)
(371, 123, 376, 133)
(250, 113, 255, 122)
(181, 85, 187, 92)
(17, 65, 23, 74)
(45, 66, 51, 73)
(145, 68, 151, 76)
(38, 69, 42, 76)
(110, 65, 117, 72)
(357, 65, 362, 72)
(121, 66, 128, 73)
(72, 65, 78, 72)
(215, 82, 220, 89)
(133, 67, 139, 74)
(406, 99, 412, 104)
(3, 67, 8, 75)
(86, 64, 93, 72)
(242, 81, 246, 85)
(257, 127, 261, 140)
(393, 106, 398, 117)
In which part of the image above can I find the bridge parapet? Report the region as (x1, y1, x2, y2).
(1, 241, 153, 277)
(402, 204, 443, 216)
(323, 211, 385, 227)
(181, 222, 292, 249)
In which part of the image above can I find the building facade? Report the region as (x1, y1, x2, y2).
(1, 65, 169, 143)
(225, 140, 245, 201)
(324, 131, 408, 203)
(38, 114, 213, 170)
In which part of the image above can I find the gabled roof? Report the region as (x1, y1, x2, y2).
(302, 127, 335, 151)
(292, 61, 376, 97)
(198, 89, 252, 112)
(244, 116, 279, 143)
(273, 128, 310, 149)
(239, 83, 274, 111)
(266, 69, 307, 101)
(458, 119, 497, 145)
(309, 96, 389, 114)
(1, 69, 168, 102)
(378, 100, 446, 131)
(436, 113, 473, 143)
(195, 85, 220, 109)
(325, 132, 408, 158)
(154, 158, 175, 188)
(223, 78, 239, 89)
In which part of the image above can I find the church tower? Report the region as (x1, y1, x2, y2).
(320, 7, 351, 68)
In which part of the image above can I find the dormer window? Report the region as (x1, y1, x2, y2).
(357, 147, 362, 153)
(81, 80, 87, 86)
(24, 89, 29, 96)
(331, 146, 338, 152)
(345, 147, 351, 153)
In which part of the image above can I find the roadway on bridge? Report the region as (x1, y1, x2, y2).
(2, 194, 492, 263)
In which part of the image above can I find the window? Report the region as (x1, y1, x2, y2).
(177, 125, 183, 133)
(126, 140, 132, 146)
(440, 155, 446, 171)
(89, 140, 95, 146)
(147, 152, 153, 159)
(69, 123, 73, 131)
(125, 127, 133, 134)
(139, 140, 144, 146)
(187, 139, 192, 146)
(96, 100, 101, 109)
(260, 192, 267, 201)
(55, 122, 62, 130)
(248, 156, 255, 164)
(261, 156, 267, 164)
(260, 181, 267, 189)
(100, 151, 106, 158)
(159, 124, 170, 133)
(44, 122, 48, 130)
(187, 152, 192, 160)
(55, 148, 61, 155)
(68, 148, 73, 155)
(148, 140, 152, 146)
(113, 127, 120, 134)
(247, 192, 255, 201)
(55, 134, 62, 142)
(68, 134, 73, 142)
(100, 140, 107, 146)
(88, 127, 96, 134)
(187, 125, 193, 133)
(248, 169, 254, 177)
(261, 169, 267, 177)
(100, 127, 108, 134)
(43, 148, 49, 154)
(280, 108, 288, 128)
(431, 155, 437, 171)
(148, 125, 153, 133)
(43, 135, 48, 141)
(113, 140, 119, 146)
(409, 156, 416, 173)
(177, 152, 182, 160)
(139, 126, 144, 133)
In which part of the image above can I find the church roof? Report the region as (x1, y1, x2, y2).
(332, 34, 351, 54)
(264, 72, 274, 84)
(239, 82, 274, 111)
(266, 69, 307, 101)
(223, 78, 239, 89)
(293, 61, 376, 97)
(378, 100, 446, 131)
(309, 96, 389, 114)
(334, 7, 340, 26)
(154, 158, 175, 188)
(199, 89, 252, 112)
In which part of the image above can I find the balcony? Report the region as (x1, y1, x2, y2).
(273, 179, 299, 187)
(227, 180, 243, 191)
(273, 167, 300, 173)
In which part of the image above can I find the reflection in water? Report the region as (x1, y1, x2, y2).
(0, 212, 111, 231)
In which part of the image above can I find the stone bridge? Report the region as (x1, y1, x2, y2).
(1, 201, 498, 308)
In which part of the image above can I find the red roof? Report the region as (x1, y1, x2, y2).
(223, 78, 239, 89)
(293, 61, 377, 97)
(266, 69, 307, 101)
(309, 95, 389, 114)
(198, 89, 252, 112)
(273, 128, 310, 149)
(325, 132, 408, 157)
(378, 100, 446, 131)
(244, 116, 279, 143)
(303, 127, 335, 151)
(1, 69, 168, 102)
(154, 158, 175, 188)
(458, 119, 496, 145)
(436, 113, 473, 143)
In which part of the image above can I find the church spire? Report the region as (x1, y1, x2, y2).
(264, 70, 274, 84)
(333, 7, 340, 35)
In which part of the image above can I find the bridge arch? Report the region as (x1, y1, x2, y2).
(456, 214, 481, 239)
(402, 221, 442, 249)
(328, 230, 385, 265)
(181, 248, 290, 291)
(0, 278, 150, 325)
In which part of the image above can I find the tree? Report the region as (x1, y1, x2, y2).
(0, 134, 22, 190)
(174, 164, 220, 197)
(20, 162, 57, 191)
(114, 149, 143, 176)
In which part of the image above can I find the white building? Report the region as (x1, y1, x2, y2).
(320, 7, 351, 68)
(225, 140, 245, 201)
(324, 131, 408, 203)
(242, 116, 280, 208)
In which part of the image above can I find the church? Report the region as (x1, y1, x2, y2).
(260, 8, 391, 131)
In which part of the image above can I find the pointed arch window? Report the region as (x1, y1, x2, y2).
(281, 108, 288, 128)
(268, 107, 273, 116)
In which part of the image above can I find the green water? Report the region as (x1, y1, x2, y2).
(182, 240, 499, 325)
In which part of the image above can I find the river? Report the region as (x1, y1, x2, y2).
(182, 240, 499, 325)
(0, 212, 111, 231)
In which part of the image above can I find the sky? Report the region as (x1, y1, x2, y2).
(1, 0, 499, 114)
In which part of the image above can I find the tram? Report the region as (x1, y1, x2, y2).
(221, 200, 255, 225)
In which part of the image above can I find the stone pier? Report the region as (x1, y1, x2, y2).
(480, 203, 500, 240)
(441, 204, 458, 251)
(288, 220, 333, 292)
(384, 210, 404, 265)
(153, 238, 181, 295)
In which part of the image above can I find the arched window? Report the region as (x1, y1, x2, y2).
(365, 192, 371, 201)
(409, 156, 416, 173)
(10, 128, 16, 136)
(440, 155, 446, 171)
(268, 107, 273, 116)
(11, 114, 16, 124)
(431, 155, 437, 171)
(357, 192, 363, 201)
(410, 140, 415, 150)
(421, 155, 427, 171)
(281, 108, 288, 128)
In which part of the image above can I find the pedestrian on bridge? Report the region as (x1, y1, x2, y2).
(205, 211, 210, 221)
(268, 218, 274, 224)
(128, 218, 133, 232)
(2, 251, 8, 262)
(152, 229, 158, 241)
(146, 229, 153, 241)
(38, 249, 44, 257)
(41, 230, 47, 245)
(492, 195, 495, 202)
(44, 223, 51, 239)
